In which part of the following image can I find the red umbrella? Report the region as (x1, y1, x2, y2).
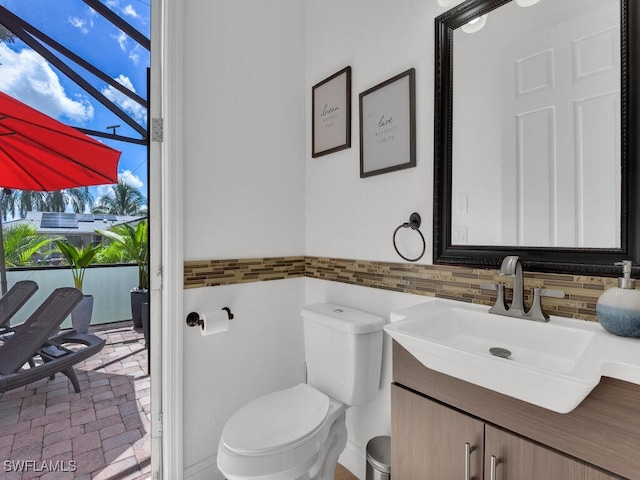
(0, 91, 121, 293)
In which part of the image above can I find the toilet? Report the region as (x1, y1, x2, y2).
(217, 303, 385, 480)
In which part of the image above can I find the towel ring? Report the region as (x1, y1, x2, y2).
(393, 212, 426, 262)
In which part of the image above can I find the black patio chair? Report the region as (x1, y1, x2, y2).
(0, 280, 39, 335)
(34, 331, 106, 393)
(0, 287, 105, 394)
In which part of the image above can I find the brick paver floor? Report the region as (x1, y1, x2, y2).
(0, 322, 151, 479)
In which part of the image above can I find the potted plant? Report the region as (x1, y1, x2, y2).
(97, 220, 148, 330)
(55, 240, 102, 334)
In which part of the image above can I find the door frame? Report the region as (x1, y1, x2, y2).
(150, 0, 185, 478)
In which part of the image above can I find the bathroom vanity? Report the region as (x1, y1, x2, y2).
(391, 341, 640, 479)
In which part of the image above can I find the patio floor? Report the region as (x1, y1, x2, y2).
(0, 322, 151, 480)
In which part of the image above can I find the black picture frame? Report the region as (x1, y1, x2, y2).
(359, 68, 416, 178)
(312, 66, 352, 158)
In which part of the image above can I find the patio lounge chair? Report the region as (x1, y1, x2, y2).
(0, 287, 105, 394)
(0, 280, 39, 335)
(35, 331, 106, 393)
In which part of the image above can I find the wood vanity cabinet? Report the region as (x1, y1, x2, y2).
(391, 342, 640, 480)
(392, 385, 618, 479)
(483, 424, 617, 480)
(392, 385, 484, 478)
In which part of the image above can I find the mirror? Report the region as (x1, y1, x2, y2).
(433, 0, 640, 274)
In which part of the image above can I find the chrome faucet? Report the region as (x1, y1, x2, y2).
(480, 256, 564, 322)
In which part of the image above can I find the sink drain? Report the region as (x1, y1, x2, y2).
(490, 347, 512, 359)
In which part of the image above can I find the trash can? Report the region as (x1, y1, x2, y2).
(366, 435, 391, 480)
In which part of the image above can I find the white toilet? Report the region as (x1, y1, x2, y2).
(217, 303, 385, 480)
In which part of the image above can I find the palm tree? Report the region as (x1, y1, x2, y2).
(0, 24, 14, 44)
(93, 180, 146, 216)
(1, 189, 48, 220)
(0, 24, 15, 66)
(3, 224, 57, 267)
(97, 220, 149, 290)
(1, 187, 95, 220)
(47, 187, 95, 214)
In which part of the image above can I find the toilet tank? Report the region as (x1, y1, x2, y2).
(302, 303, 385, 406)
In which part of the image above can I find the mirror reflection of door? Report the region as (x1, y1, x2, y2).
(452, 0, 620, 248)
(503, 4, 620, 247)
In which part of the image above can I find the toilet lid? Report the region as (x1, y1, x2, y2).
(222, 384, 330, 454)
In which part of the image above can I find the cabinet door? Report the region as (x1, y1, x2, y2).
(391, 385, 484, 480)
(484, 425, 620, 480)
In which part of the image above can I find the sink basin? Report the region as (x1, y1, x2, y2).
(386, 299, 604, 413)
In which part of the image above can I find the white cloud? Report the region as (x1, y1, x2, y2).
(119, 170, 144, 189)
(0, 44, 94, 123)
(108, 1, 145, 50)
(112, 31, 128, 51)
(67, 7, 98, 34)
(128, 44, 141, 66)
(122, 5, 139, 18)
(96, 184, 111, 199)
(87, 8, 97, 28)
(96, 170, 144, 199)
(104, 0, 141, 21)
(101, 74, 147, 126)
(67, 16, 88, 34)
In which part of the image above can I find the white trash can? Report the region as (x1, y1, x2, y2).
(366, 435, 391, 480)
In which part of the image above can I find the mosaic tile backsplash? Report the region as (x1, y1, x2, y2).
(184, 256, 623, 321)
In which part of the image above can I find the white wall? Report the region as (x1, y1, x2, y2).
(179, 0, 452, 478)
(305, 0, 437, 265)
(304, 1, 446, 477)
(181, 1, 306, 478)
(183, 280, 305, 480)
(182, 0, 306, 261)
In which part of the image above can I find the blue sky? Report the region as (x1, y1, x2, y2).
(0, 0, 150, 214)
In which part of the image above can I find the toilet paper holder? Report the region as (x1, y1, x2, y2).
(186, 307, 234, 327)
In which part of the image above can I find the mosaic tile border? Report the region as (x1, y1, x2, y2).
(184, 255, 622, 321)
(305, 257, 622, 321)
(184, 256, 306, 289)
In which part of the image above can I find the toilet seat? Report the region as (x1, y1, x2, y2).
(221, 383, 330, 455)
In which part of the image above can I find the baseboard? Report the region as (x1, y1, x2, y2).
(184, 454, 224, 480)
(338, 440, 366, 480)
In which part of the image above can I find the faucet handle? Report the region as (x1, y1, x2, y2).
(480, 283, 509, 315)
(534, 288, 565, 299)
(525, 288, 565, 322)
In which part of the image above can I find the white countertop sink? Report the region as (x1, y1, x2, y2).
(386, 298, 640, 413)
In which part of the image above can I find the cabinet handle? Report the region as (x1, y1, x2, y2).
(465, 442, 475, 480)
(490, 455, 500, 480)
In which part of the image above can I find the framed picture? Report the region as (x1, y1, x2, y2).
(359, 68, 416, 178)
(312, 66, 352, 158)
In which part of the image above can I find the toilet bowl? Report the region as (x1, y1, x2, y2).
(217, 304, 384, 480)
(217, 384, 348, 480)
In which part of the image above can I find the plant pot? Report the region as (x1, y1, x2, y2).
(71, 295, 94, 334)
(141, 302, 150, 348)
(131, 289, 149, 329)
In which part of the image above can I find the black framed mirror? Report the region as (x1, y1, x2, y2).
(433, 0, 640, 274)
